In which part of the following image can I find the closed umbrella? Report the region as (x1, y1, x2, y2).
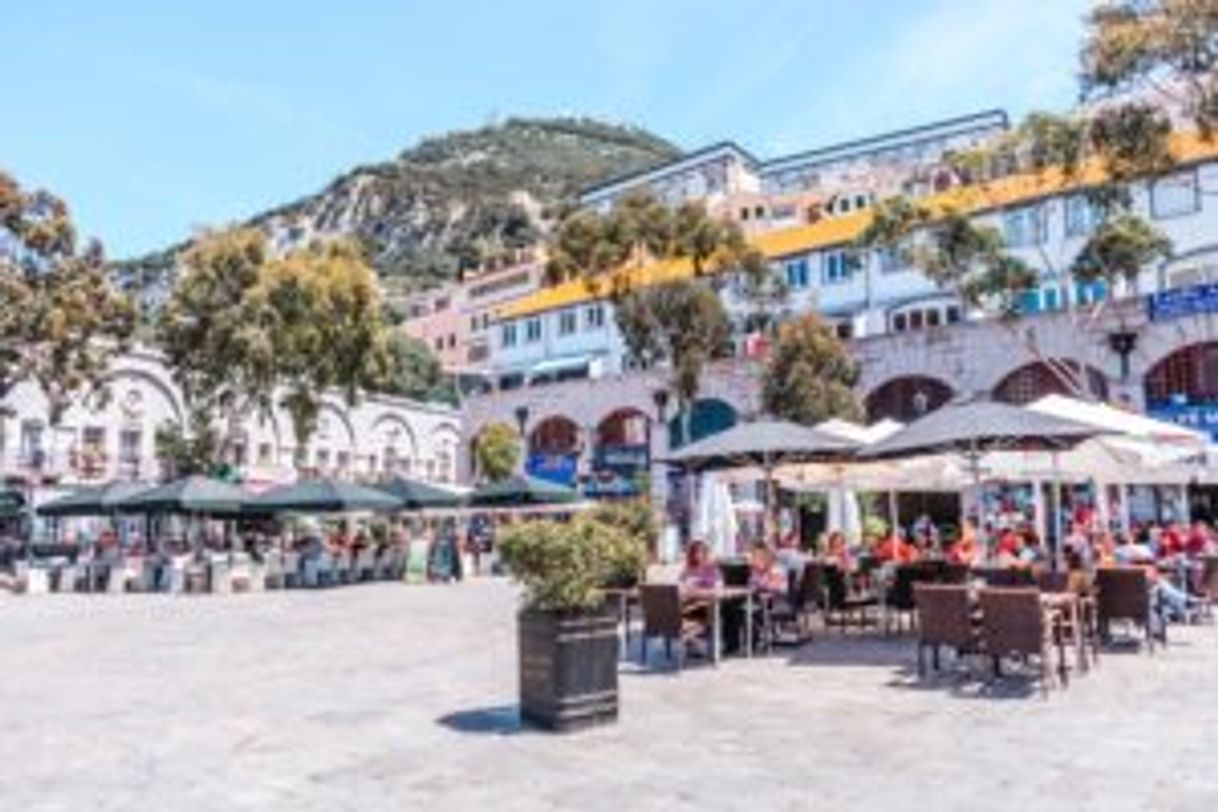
(251, 478, 403, 514)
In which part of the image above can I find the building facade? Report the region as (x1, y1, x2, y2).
(1, 347, 462, 497)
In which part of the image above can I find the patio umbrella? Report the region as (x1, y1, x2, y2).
(36, 481, 151, 517)
(250, 477, 403, 514)
(119, 475, 248, 515)
(860, 399, 1107, 557)
(375, 475, 463, 511)
(0, 488, 26, 518)
(665, 419, 860, 542)
(466, 474, 578, 508)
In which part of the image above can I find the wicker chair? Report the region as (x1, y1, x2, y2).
(1095, 567, 1160, 651)
(638, 584, 711, 669)
(884, 564, 924, 633)
(912, 583, 976, 675)
(1198, 556, 1218, 620)
(1035, 570, 1070, 593)
(978, 587, 1066, 689)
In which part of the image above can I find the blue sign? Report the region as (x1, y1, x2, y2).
(1148, 403, 1218, 441)
(526, 453, 578, 486)
(1148, 282, 1218, 322)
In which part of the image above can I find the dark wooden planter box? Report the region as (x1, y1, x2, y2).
(518, 608, 619, 733)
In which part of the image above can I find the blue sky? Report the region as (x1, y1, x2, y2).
(2, 0, 1091, 259)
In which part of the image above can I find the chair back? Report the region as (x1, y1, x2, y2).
(823, 565, 850, 610)
(887, 564, 923, 611)
(1095, 567, 1149, 624)
(1200, 555, 1218, 600)
(978, 588, 1044, 658)
(639, 584, 683, 638)
(800, 561, 827, 611)
(913, 584, 973, 648)
(938, 562, 971, 584)
(1035, 570, 1070, 594)
(719, 560, 750, 588)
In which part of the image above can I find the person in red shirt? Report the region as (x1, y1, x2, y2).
(1159, 523, 1185, 558)
(875, 532, 918, 564)
(1185, 521, 1211, 557)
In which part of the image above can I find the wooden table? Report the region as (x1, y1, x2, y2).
(684, 586, 755, 665)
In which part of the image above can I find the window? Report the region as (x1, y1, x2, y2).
(558, 310, 577, 336)
(740, 207, 750, 221)
(835, 321, 854, 340)
(501, 322, 518, 348)
(336, 451, 350, 471)
(1064, 194, 1099, 237)
(585, 304, 605, 330)
(877, 245, 908, 274)
(892, 313, 908, 332)
(258, 442, 273, 466)
(20, 421, 43, 466)
(525, 317, 542, 343)
(754, 206, 765, 219)
(470, 316, 480, 332)
(1003, 205, 1047, 248)
(1043, 285, 1062, 311)
(946, 305, 962, 324)
(1151, 170, 1200, 219)
(909, 310, 924, 330)
(433, 337, 443, 351)
(1075, 280, 1108, 306)
(1017, 290, 1041, 315)
(926, 309, 941, 327)
(822, 250, 855, 284)
(315, 449, 330, 468)
(784, 258, 810, 289)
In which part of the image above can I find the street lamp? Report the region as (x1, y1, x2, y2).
(651, 388, 669, 423)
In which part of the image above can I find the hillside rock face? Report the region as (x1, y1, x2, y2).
(118, 117, 680, 304)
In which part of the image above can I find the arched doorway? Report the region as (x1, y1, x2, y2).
(992, 360, 1108, 406)
(668, 399, 737, 450)
(527, 415, 582, 486)
(865, 376, 954, 423)
(591, 408, 651, 498)
(1144, 342, 1218, 439)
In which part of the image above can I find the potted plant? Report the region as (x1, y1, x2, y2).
(498, 516, 647, 732)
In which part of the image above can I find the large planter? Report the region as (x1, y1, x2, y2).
(518, 608, 619, 733)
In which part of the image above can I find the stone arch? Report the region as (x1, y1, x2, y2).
(526, 414, 582, 486)
(864, 375, 954, 423)
(371, 412, 420, 476)
(428, 422, 462, 483)
(1143, 341, 1218, 407)
(595, 407, 651, 448)
(992, 359, 1109, 406)
(98, 367, 184, 426)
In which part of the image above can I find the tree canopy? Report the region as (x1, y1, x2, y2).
(0, 171, 134, 422)
(474, 421, 521, 483)
(380, 333, 459, 405)
(761, 315, 861, 425)
(157, 229, 393, 447)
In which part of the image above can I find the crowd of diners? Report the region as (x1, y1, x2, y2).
(4, 518, 475, 593)
(664, 513, 1218, 658)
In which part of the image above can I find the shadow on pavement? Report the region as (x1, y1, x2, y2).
(436, 704, 524, 736)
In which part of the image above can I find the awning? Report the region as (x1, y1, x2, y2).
(528, 355, 594, 378)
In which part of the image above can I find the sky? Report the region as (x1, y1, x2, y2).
(1, 0, 1093, 259)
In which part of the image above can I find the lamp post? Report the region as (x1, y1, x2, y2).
(514, 405, 530, 475)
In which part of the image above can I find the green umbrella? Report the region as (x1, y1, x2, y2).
(466, 474, 578, 508)
(376, 475, 463, 511)
(250, 477, 403, 514)
(119, 475, 248, 515)
(0, 488, 26, 518)
(37, 481, 152, 517)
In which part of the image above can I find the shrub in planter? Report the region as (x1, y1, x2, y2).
(499, 517, 646, 732)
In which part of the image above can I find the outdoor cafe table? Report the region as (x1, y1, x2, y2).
(683, 585, 756, 665)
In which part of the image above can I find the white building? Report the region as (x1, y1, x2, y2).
(0, 346, 462, 495)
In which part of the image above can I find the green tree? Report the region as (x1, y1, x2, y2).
(0, 171, 134, 423)
(614, 278, 733, 436)
(475, 421, 521, 483)
(761, 314, 861, 425)
(1082, 0, 1218, 136)
(380, 333, 458, 405)
(153, 415, 222, 480)
(158, 230, 393, 449)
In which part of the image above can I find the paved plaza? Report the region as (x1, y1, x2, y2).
(2, 580, 1217, 811)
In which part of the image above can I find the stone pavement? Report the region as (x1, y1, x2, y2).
(2, 580, 1216, 811)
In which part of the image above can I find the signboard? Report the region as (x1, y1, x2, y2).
(1147, 282, 1218, 322)
(1147, 403, 1218, 442)
(526, 453, 578, 486)
(594, 444, 650, 471)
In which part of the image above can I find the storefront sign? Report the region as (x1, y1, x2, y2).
(1147, 282, 1218, 322)
(526, 453, 578, 486)
(594, 444, 650, 471)
(1147, 403, 1218, 441)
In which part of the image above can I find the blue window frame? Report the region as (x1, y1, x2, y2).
(784, 258, 810, 289)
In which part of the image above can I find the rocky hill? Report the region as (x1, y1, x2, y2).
(117, 117, 680, 304)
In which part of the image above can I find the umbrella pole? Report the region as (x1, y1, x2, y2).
(1051, 450, 1064, 572)
(764, 455, 776, 547)
(887, 489, 899, 536)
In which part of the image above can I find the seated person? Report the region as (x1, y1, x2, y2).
(993, 528, 1023, 567)
(947, 534, 981, 567)
(748, 544, 788, 595)
(679, 540, 721, 590)
(874, 531, 918, 564)
(1185, 520, 1213, 558)
(823, 531, 854, 571)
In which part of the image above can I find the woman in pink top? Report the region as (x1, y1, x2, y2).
(680, 540, 721, 590)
